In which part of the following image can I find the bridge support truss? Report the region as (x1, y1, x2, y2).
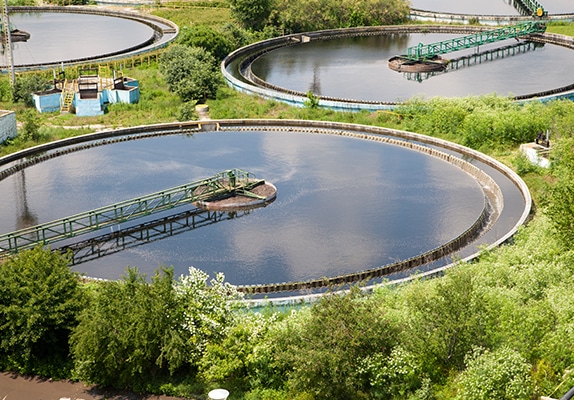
(406, 21, 547, 61)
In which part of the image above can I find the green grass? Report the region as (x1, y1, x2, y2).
(546, 21, 574, 36)
(152, 6, 232, 28)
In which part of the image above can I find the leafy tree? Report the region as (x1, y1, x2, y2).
(398, 96, 549, 151)
(361, 346, 424, 399)
(0, 77, 12, 101)
(71, 268, 184, 389)
(399, 266, 493, 380)
(13, 73, 50, 107)
(272, 0, 409, 34)
(228, 0, 272, 30)
(545, 137, 574, 247)
(0, 247, 84, 377)
(159, 44, 221, 103)
(20, 109, 42, 142)
(175, 267, 243, 363)
(219, 22, 253, 52)
(199, 311, 278, 392)
(178, 25, 233, 61)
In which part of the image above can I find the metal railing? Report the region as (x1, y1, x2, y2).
(406, 21, 546, 60)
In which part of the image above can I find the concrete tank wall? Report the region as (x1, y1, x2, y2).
(33, 91, 61, 114)
(0, 111, 17, 144)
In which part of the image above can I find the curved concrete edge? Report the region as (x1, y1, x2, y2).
(230, 127, 503, 294)
(222, 26, 574, 111)
(5, 6, 179, 71)
(0, 119, 531, 306)
(248, 126, 531, 307)
(410, 9, 574, 25)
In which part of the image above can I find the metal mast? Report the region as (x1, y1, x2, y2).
(1, 0, 15, 87)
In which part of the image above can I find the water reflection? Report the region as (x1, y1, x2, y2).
(0, 131, 486, 285)
(251, 33, 574, 101)
(63, 208, 255, 266)
(13, 170, 37, 231)
(4, 12, 156, 66)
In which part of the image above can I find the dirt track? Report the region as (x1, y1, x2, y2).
(0, 372, 193, 400)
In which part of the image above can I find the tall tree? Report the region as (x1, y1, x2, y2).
(228, 0, 272, 30)
(159, 44, 221, 103)
(259, 288, 397, 398)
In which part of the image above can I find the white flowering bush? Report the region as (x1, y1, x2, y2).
(71, 266, 243, 390)
(361, 346, 422, 399)
(456, 346, 533, 400)
(175, 267, 244, 360)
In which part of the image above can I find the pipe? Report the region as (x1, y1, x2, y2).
(561, 386, 574, 400)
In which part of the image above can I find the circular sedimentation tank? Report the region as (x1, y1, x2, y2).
(410, 0, 573, 20)
(0, 120, 531, 298)
(1, 6, 178, 70)
(223, 25, 574, 111)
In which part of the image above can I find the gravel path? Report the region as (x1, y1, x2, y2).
(0, 372, 193, 400)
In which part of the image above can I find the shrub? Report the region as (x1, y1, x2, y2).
(456, 347, 533, 400)
(0, 247, 84, 377)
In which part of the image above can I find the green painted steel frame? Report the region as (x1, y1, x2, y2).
(515, 0, 547, 16)
(0, 169, 263, 255)
(406, 21, 547, 60)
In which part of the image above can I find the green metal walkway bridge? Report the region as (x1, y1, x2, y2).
(406, 21, 547, 61)
(0, 169, 264, 256)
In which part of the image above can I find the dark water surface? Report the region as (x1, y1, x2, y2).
(410, 0, 573, 15)
(0, 131, 486, 286)
(250, 33, 574, 103)
(7, 12, 156, 65)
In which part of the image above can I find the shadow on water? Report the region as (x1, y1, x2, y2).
(61, 207, 256, 266)
(401, 40, 543, 83)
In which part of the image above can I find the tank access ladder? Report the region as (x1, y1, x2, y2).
(60, 79, 76, 113)
(0, 169, 264, 255)
(406, 21, 547, 61)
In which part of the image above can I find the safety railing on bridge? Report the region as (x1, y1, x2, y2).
(406, 21, 547, 60)
(0, 169, 263, 255)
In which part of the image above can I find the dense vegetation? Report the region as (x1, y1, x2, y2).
(227, 0, 409, 33)
(1, 1, 574, 399)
